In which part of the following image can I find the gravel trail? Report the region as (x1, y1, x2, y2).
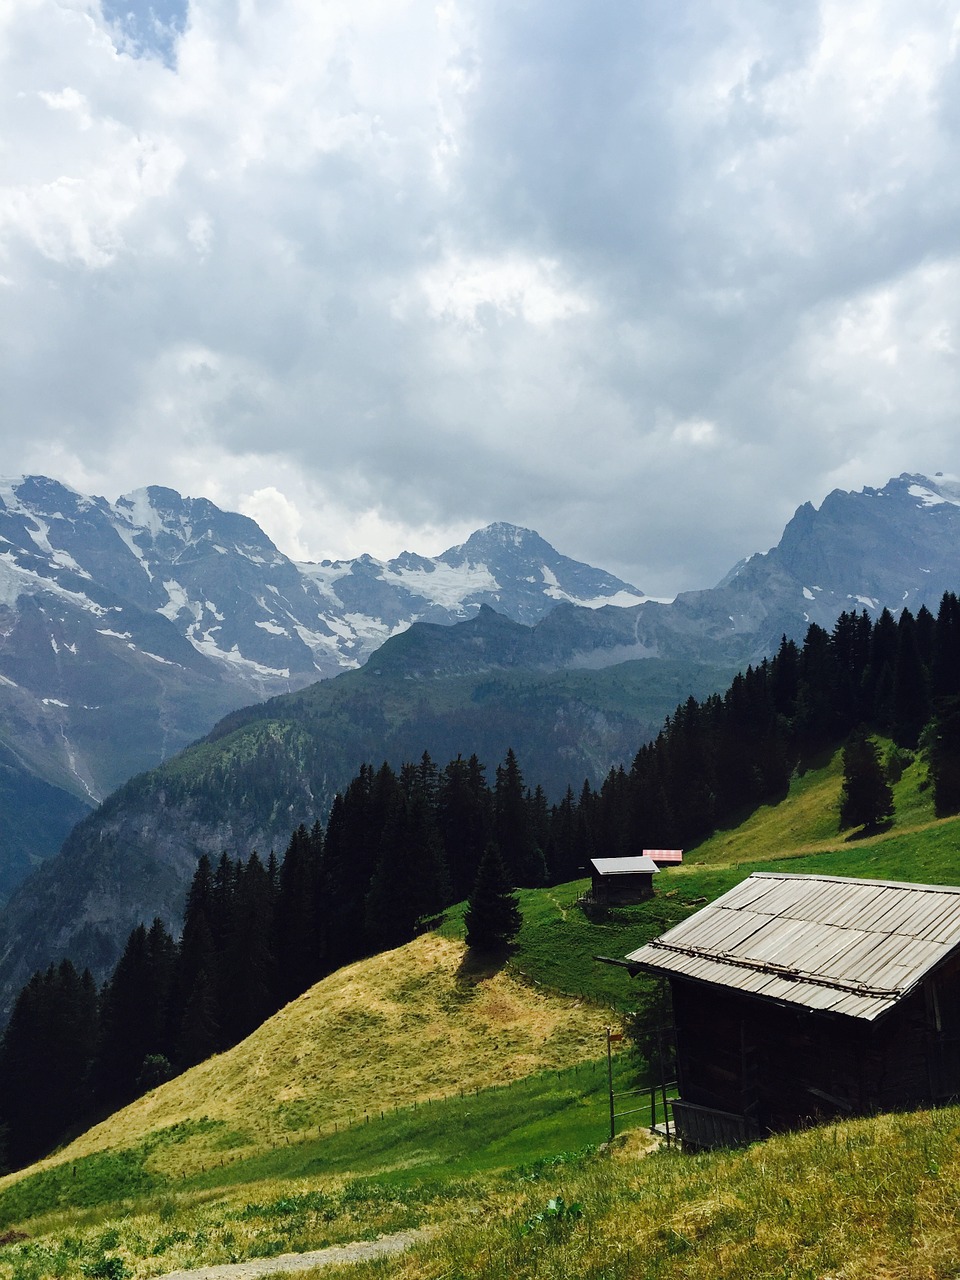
(155, 1229, 427, 1280)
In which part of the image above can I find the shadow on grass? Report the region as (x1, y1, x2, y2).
(455, 944, 513, 987)
(843, 818, 895, 842)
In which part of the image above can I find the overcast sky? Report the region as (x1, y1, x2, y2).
(3, 0, 960, 596)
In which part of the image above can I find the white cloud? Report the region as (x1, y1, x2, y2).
(671, 418, 720, 448)
(3, 0, 960, 596)
(415, 252, 591, 328)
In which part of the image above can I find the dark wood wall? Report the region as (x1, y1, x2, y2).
(592, 872, 654, 903)
(670, 969, 960, 1143)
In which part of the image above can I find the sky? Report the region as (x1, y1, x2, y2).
(3, 0, 960, 597)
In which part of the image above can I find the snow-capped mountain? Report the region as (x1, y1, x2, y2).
(298, 520, 649, 647)
(0, 476, 645, 895)
(3, 469, 960, 999)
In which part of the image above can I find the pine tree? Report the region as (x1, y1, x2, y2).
(437, 754, 492, 900)
(0, 961, 98, 1167)
(892, 609, 930, 748)
(222, 853, 278, 1040)
(173, 859, 221, 1065)
(94, 924, 165, 1104)
(934, 593, 960, 698)
(495, 749, 545, 886)
(464, 843, 522, 952)
(929, 695, 960, 816)
(839, 732, 894, 832)
(364, 789, 450, 949)
(274, 825, 319, 1003)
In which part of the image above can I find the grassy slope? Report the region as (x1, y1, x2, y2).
(37, 935, 611, 1178)
(3, 746, 960, 1278)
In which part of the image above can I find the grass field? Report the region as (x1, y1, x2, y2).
(3, 743, 960, 1278)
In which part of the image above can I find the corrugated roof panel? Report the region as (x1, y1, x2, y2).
(801, 882, 890, 928)
(924, 912, 960, 946)
(779, 924, 869, 976)
(743, 879, 817, 918)
(701, 910, 776, 953)
(626, 872, 960, 1021)
(908, 896, 960, 941)
(891, 934, 947, 974)
(657, 906, 760, 952)
(737, 917, 807, 961)
(785, 880, 860, 922)
(717, 877, 783, 912)
(825, 931, 917, 986)
(737, 917, 826, 966)
(591, 856, 659, 876)
(864, 889, 930, 936)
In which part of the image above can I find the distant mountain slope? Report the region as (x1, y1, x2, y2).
(0, 477, 644, 895)
(3, 469, 960, 1000)
(0, 635, 734, 1005)
(716, 472, 960, 623)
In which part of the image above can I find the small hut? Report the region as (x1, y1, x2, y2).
(626, 872, 960, 1149)
(589, 856, 659, 904)
(645, 849, 683, 868)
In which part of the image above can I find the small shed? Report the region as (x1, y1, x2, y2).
(645, 849, 684, 867)
(589, 856, 659, 904)
(626, 872, 960, 1149)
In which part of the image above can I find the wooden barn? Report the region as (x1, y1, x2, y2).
(589, 856, 659, 904)
(626, 872, 960, 1149)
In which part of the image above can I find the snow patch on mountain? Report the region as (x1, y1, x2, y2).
(111, 522, 154, 579)
(116, 488, 166, 538)
(909, 482, 960, 508)
(159, 580, 195, 621)
(389, 561, 500, 609)
(540, 563, 650, 608)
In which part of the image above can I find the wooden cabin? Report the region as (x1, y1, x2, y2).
(589, 856, 659, 904)
(626, 872, 960, 1149)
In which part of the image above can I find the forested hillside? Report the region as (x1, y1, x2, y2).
(4, 593, 960, 1171)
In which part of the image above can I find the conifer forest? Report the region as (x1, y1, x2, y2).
(4, 595, 960, 1169)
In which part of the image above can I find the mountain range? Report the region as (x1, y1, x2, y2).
(1, 469, 959, 1006)
(0, 476, 644, 896)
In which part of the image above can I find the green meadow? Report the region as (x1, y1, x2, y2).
(2, 744, 960, 1278)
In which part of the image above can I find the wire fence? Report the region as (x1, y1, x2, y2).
(85, 1053, 654, 1182)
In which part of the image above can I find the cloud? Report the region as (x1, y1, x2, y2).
(3, 0, 960, 595)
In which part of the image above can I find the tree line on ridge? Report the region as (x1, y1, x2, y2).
(3, 593, 960, 1168)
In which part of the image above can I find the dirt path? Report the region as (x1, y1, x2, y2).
(155, 1229, 428, 1280)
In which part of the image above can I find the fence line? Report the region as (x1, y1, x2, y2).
(73, 1054, 648, 1184)
(508, 965, 623, 1011)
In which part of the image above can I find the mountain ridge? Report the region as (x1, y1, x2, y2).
(0, 478, 643, 894)
(2, 469, 960, 1002)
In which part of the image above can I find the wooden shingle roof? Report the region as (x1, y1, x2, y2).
(625, 872, 960, 1022)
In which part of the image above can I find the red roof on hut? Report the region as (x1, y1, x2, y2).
(644, 849, 683, 866)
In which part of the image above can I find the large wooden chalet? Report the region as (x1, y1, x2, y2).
(626, 872, 960, 1149)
